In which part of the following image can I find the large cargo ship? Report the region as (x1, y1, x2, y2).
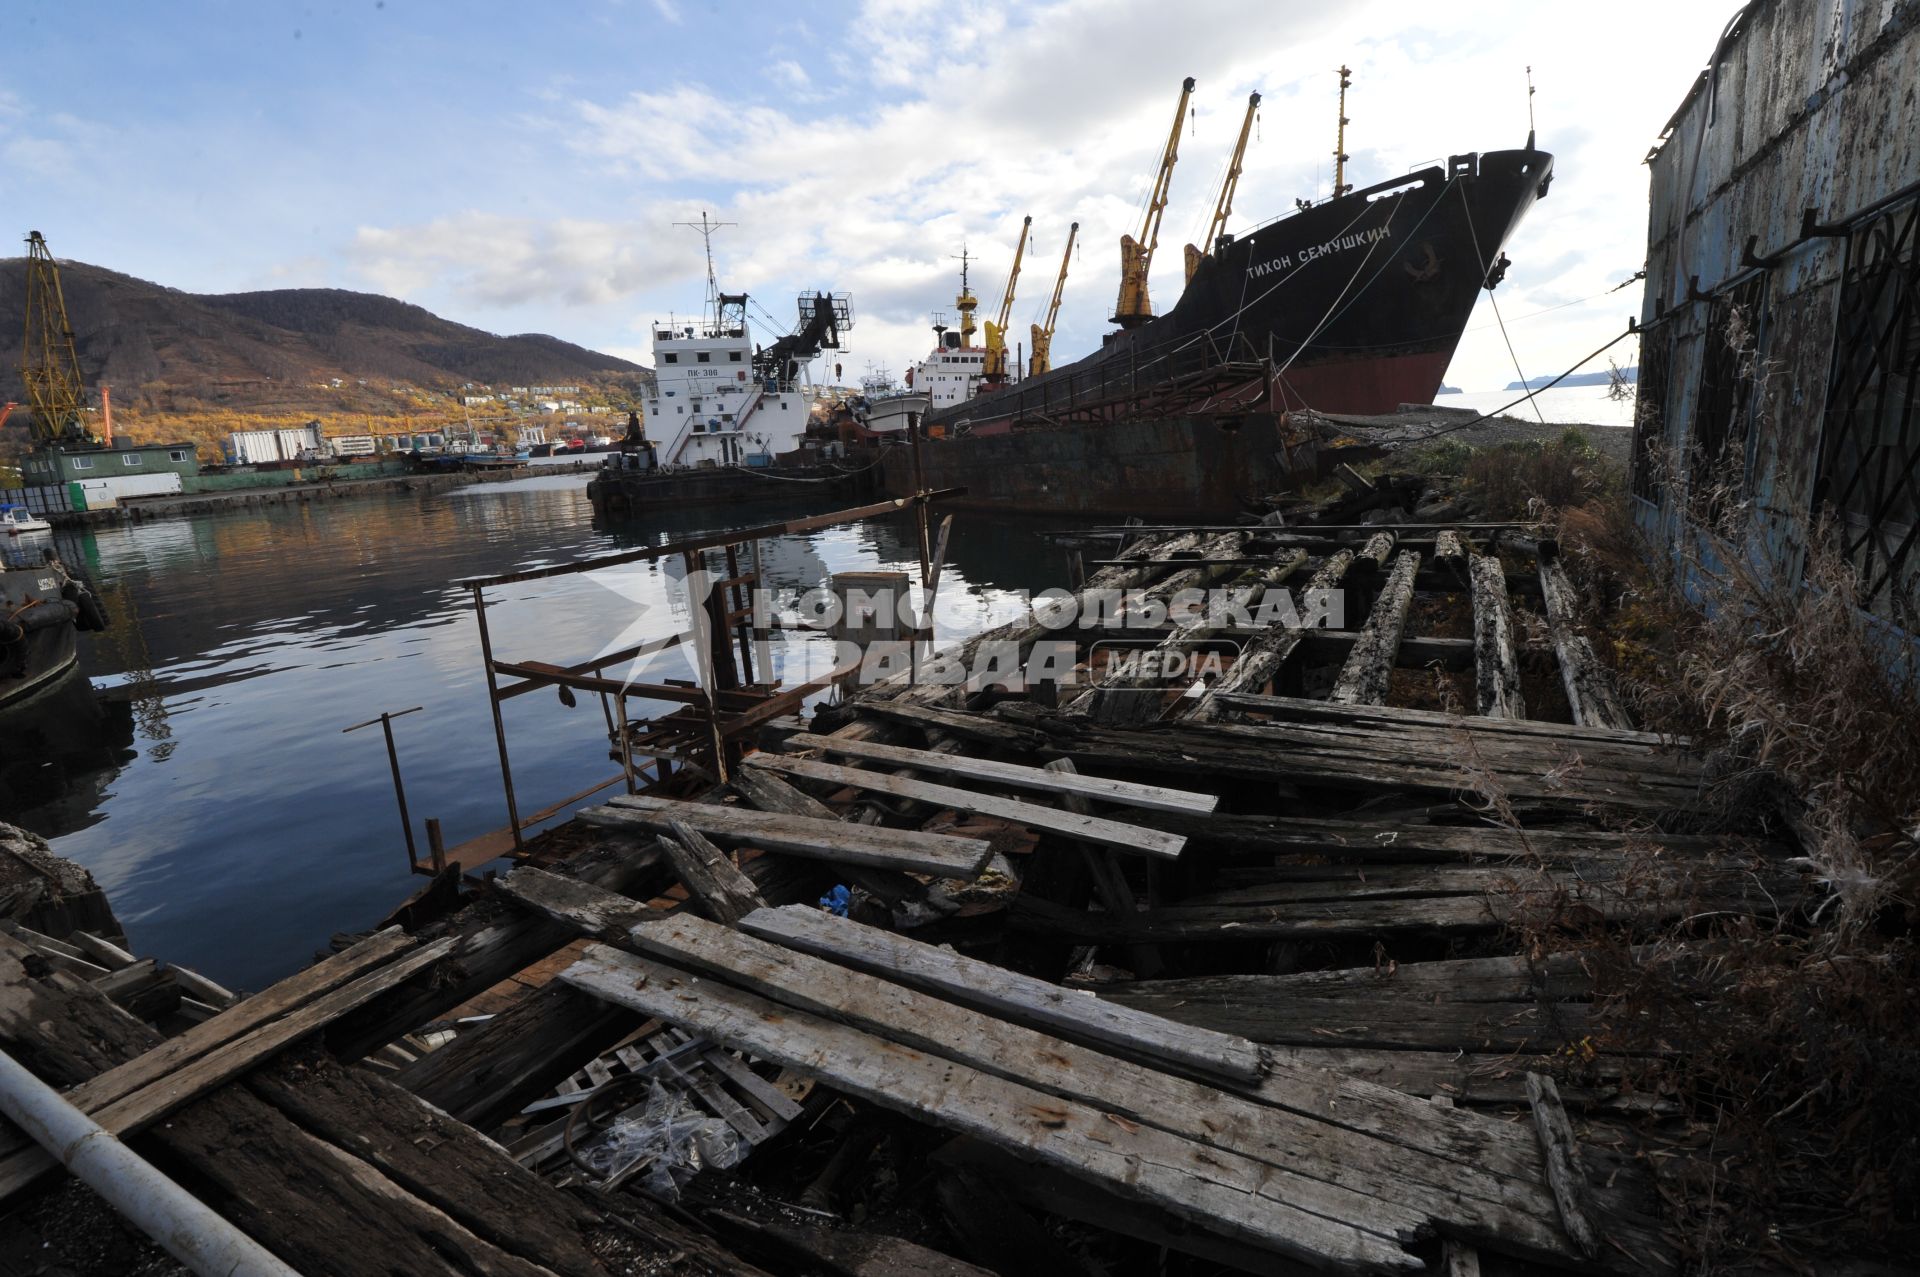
(931, 145, 1553, 437)
(879, 141, 1553, 516)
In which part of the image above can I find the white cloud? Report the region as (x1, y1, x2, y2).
(349, 212, 699, 311)
(346, 0, 1737, 390)
(650, 0, 683, 25)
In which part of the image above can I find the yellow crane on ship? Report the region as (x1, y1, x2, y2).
(1029, 221, 1077, 377)
(981, 215, 1031, 382)
(1185, 91, 1261, 283)
(19, 231, 94, 447)
(1113, 75, 1194, 328)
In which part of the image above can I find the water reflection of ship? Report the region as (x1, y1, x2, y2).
(0, 666, 137, 839)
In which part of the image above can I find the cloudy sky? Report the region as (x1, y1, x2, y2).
(7, 0, 1736, 392)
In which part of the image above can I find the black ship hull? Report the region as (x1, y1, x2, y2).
(931, 146, 1553, 431)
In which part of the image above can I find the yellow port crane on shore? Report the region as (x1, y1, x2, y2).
(982, 215, 1031, 382)
(1113, 75, 1194, 328)
(20, 231, 94, 447)
(1185, 91, 1261, 283)
(1029, 221, 1078, 377)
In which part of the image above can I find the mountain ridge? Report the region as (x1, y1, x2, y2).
(0, 257, 649, 420)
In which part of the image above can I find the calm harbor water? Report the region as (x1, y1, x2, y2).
(0, 470, 1086, 990)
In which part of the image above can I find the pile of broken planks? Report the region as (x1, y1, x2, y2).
(0, 520, 1817, 1274)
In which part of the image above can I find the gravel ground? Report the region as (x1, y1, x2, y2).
(1304, 405, 1633, 470)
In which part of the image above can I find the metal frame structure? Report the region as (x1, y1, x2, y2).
(1815, 193, 1920, 615)
(452, 489, 959, 863)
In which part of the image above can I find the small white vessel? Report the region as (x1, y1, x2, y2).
(641, 214, 851, 466)
(1, 504, 53, 535)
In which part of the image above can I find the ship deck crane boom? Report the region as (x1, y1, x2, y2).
(1029, 221, 1078, 377)
(1186, 91, 1261, 283)
(1113, 75, 1195, 328)
(982, 215, 1031, 382)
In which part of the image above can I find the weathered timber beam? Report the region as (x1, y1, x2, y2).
(1469, 554, 1527, 719)
(776, 732, 1217, 813)
(737, 905, 1257, 1081)
(1537, 553, 1632, 731)
(562, 943, 1431, 1273)
(1330, 549, 1422, 705)
(1184, 547, 1360, 721)
(742, 753, 1186, 860)
(583, 794, 993, 878)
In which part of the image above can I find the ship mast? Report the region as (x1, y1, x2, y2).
(674, 210, 735, 330)
(1332, 66, 1353, 198)
(951, 247, 978, 347)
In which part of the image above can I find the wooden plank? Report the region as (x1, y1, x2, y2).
(1010, 873, 1788, 944)
(1537, 554, 1633, 731)
(1185, 548, 1359, 721)
(582, 794, 992, 878)
(1330, 549, 1421, 705)
(1174, 813, 1757, 864)
(1352, 531, 1397, 571)
(495, 867, 653, 935)
(619, 916, 1590, 1265)
(66, 929, 138, 970)
(0, 937, 455, 1202)
(777, 732, 1218, 814)
(934, 1139, 1314, 1277)
(1433, 530, 1467, 567)
(1211, 690, 1676, 747)
(245, 1049, 608, 1277)
(1469, 554, 1527, 720)
(562, 943, 1428, 1273)
(153, 1084, 564, 1277)
(729, 766, 839, 820)
(1074, 549, 1305, 725)
(0, 927, 412, 1162)
(395, 981, 639, 1129)
(1046, 758, 1163, 978)
(737, 905, 1260, 1082)
(699, 1049, 804, 1123)
(743, 754, 1186, 860)
(1525, 1072, 1601, 1257)
(659, 822, 766, 925)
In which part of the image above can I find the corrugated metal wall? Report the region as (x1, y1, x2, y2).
(1634, 0, 1919, 631)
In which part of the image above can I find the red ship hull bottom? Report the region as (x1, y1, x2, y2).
(1270, 348, 1455, 417)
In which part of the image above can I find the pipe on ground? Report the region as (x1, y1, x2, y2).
(0, 1050, 300, 1277)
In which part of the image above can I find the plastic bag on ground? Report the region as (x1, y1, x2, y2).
(581, 1078, 746, 1199)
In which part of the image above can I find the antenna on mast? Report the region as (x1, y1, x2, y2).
(674, 210, 736, 326)
(950, 245, 979, 347)
(1332, 66, 1353, 198)
(1525, 65, 1538, 150)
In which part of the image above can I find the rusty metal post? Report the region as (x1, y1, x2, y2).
(908, 412, 932, 587)
(614, 693, 637, 793)
(470, 583, 524, 850)
(683, 550, 730, 783)
(425, 818, 447, 874)
(342, 705, 424, 872)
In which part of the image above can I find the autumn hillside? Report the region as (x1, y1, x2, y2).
(0, 257, 651, 430)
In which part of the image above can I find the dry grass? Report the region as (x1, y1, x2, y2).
(1550, 483, 1919, 1267)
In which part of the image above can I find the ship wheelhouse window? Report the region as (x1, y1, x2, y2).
(122, 454, 143, 466)
(697, 352, 711, 363)
(663, 353, 678, 363)
(70, 457, 93, 470)
(169, 450, 190, 463)
(729, 351, 742, 362)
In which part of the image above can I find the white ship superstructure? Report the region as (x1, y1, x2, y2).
(643, 315, 814, 465)
(641, 215, 852, 467)
(915, 332, 989, 410)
